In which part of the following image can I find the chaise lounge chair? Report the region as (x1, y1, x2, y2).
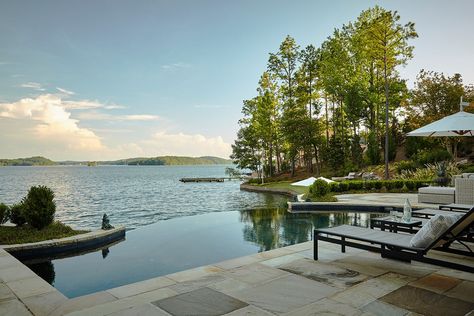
(439, 203, 474, 212)
(313, 207, 474, 272)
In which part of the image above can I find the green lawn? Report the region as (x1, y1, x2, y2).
(259, 181, 309, 195)
(0, 222, 89, 245)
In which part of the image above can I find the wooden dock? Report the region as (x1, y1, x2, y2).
(179, 177, 226, 183)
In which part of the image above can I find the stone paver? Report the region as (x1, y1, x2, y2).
(22, 291, 67, 316)
(228, 274, 340, 314)
(0, 238, 472, 316)
(381, 285, 474, 316)
(224, 305, 275, 315)
(282, 298, 361, 316)
(7, 276, 56, 299)
(224, 263, 288, 285)
(279, 258, 369, 289)
(444, 280, 474, 303)
(107, 277, 176, 299)
(153, 287, 247, 316)
(50, 291, 118, 316)
(409, 273, 461, 294)
(0, 298, 33, 316)
(104, 303, 169, 316)
(361, 300, 409, 316)
(168, 274, 227, 294)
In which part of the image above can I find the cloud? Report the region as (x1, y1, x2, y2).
(20, 82, 45, 91)
(0, 94, 103, 155)
(56, 87, 75, 95)
(138, 132, 231, 158)
(77, 112, 160, 121)
(62, 100, 125, 110)
(161, 62, 191, 70)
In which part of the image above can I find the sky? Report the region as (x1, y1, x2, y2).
(1, 0, 473, 160)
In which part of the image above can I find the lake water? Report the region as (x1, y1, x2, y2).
(0, 165, 286, 229)
(0, 165, 378, 297)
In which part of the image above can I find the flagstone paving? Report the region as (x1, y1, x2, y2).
(0, 239, 472, 316)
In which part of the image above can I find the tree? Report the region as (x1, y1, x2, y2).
(356, 6, 417, 178)
(268, 35, 301, 176)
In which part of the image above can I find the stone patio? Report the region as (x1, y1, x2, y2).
(0, 239, 473, 316)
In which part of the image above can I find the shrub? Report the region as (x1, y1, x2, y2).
(374, 181, 383, 190)
(460, 164, 474, 173)
(401, 184, 409, 192)
(329, 182, 340, 192)
(338, 182, 349, 192)
(348, 181, 364, 191)
(395, 160, 418, 174)
(0, 203, 9, 224)
(10, 203, 27, 226)
(414, 149, 452, 165)
(310, 179, 330, 197)
(23, 185, 56, 230)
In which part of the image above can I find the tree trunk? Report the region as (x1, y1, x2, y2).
(384, 51, 390, 180)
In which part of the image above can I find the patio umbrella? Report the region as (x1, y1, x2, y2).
(407, 110, 474, 137)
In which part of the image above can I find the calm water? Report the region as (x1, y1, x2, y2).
(0, 165, 287, 229)
(1, 165, 378, 298)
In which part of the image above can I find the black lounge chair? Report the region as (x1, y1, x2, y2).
(313, 207, 474, 272)
(439, 203, 473, 212)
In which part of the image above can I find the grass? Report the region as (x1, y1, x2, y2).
(0, 221, 89, 245)
(258, 181, 309, 195)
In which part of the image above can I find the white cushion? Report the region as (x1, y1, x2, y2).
(409, 213, 463, 248)
(418, 186, 455, 195)
(462, 173, 474, 178)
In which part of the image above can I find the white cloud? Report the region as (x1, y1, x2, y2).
(62, 100, 125, 110)
(77, 112, 160, 121)
(56, 87, 75, 95)
(0, 94, 103, 155)
(137, 132, 231, 158)
(20, 82, 45, 91)
(161, 62, 191, 70)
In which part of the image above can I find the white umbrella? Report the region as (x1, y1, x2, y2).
(291, 176, 334, 187)
(407, 110, 474, 137)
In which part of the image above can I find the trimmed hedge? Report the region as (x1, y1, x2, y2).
(327, 179, 428, 193)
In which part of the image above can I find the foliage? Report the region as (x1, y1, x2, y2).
(0, 156, 55, 166)
(413, 149, 452, 165)
(366, 131, 381, 165)
(225, 167, 241, 178)
(0, 222, 88, 245)
(395, 160, 418, 174)
(328, 179, 427, 193)
(23, 185, 56, 230)
(0, 203, 9, 224)
(309, 179, 330, 197)
(9, 203, 27, 227)
(395, 161, 459, 181)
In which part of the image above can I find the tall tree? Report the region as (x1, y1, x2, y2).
(356, 6, 417, 178)
(268, 35, 301, 176)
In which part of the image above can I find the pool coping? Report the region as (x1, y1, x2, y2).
(1, 227, 126, 260)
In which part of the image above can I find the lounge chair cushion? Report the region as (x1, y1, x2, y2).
(410, 213, 463, 248)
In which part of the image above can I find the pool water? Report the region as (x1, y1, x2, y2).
(24, 208, 379, 298)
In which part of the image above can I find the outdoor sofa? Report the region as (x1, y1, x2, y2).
(313, 207, 474, 272)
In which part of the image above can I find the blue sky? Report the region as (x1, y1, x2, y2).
(1, 0, 473, 160)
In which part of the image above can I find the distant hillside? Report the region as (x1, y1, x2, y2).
(0, 156, 231, 166)
(102, 156, 232, 166)
(0, 156, 55, 166)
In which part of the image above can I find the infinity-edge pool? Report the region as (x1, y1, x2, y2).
(24, 208, 380, 298)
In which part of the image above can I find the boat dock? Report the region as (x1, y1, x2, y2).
(180, 177, 226, 183)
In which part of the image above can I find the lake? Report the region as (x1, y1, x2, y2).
(0, 165, 286, 229)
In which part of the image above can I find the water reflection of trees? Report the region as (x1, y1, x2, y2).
(240, 208, 375, 252)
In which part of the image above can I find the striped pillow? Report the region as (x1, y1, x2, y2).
(410, 213, 463, 248)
